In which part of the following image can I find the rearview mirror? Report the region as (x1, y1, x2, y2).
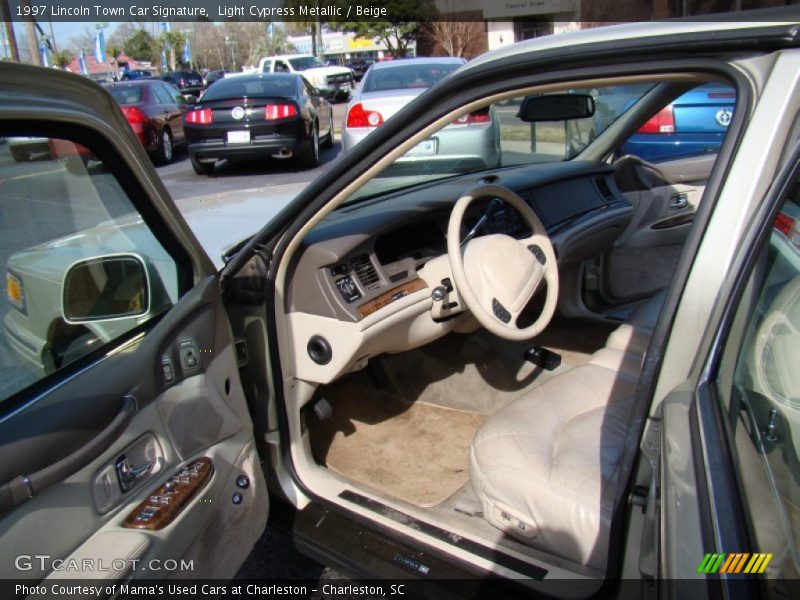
(517, 94, 595, 122)
(62, 254, 149, 323)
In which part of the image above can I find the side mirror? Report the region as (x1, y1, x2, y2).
(517, 93, 595, 122)
(62, 254, 150, 323)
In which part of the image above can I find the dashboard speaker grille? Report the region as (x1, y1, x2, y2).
(595, 177, 612, 199)
(352, 254, 380, 290)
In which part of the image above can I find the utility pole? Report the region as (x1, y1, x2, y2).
(24, 20, 40, 65)
(0, 0, 20, 61)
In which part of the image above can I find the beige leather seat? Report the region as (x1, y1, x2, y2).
(470, 291, 665, 570)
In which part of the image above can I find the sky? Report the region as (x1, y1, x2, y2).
(9, 21, 121, 55)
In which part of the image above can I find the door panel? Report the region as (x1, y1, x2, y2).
(0, 103, 265, 581)
(0, 277, 267, 580)
(595, 153, 714, 307)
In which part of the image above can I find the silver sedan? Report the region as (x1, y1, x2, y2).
(342, 57, 500, 169)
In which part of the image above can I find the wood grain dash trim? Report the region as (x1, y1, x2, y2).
(357, 279, 428, 318)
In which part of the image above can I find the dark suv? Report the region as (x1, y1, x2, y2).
(160, 70, 204, 97)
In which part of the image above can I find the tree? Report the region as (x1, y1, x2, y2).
(420, 1, 484, 59)
(106, 44, 122, 78)
(340, 0, 433, 58)
(51, 50, 73, 70)
(123, 28, 158, 63)
(161, 31, 186, 71)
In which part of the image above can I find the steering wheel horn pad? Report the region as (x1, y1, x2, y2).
(447, 184, 559, 341)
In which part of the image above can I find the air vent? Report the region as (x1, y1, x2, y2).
(595, 177, 613, 200)
(351, 254, 381, 290)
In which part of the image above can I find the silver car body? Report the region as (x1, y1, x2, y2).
(341, 57, 500, 168)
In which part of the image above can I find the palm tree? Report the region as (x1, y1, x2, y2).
(52, 50, 73, 71)
(106, 44, 123, 80)
(161, 31, 186, 71)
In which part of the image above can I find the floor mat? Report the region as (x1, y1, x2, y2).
(309, 380, 486, 508)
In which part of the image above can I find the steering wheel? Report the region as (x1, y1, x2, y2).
(447, 184, 558, 341)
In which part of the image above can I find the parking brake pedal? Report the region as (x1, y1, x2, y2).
(524, 346, 561, 371)
(313, 398, 333, 421)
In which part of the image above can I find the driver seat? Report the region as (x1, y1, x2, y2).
(469, 291, 664, 570)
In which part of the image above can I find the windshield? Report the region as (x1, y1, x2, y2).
(201, 75, 296, 101)
(288, 56, 326, 71)
(363, 63, 463, 92)
(345, 83, 655, 205)
(109, 86, 143, 105)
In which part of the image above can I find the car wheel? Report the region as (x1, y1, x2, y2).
(154, 128, 174, 165)
(52, 330, 98, 369)
(300, 124, 320, 169)
(321, 109, 334, 149)
(191, 156, 215, 176)
(10, 147, 30, 162)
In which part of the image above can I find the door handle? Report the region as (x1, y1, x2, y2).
(669, 192, 688, 210)
(116, 454, 155, 493)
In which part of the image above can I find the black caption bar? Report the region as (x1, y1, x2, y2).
(0, 0, 795, 23)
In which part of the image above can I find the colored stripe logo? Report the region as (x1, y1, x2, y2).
(697, 553, 773, 574)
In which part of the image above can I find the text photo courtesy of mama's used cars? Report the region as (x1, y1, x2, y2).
(0, 2, 799, 599)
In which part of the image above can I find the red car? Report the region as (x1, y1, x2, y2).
(104, 80, 189, 164)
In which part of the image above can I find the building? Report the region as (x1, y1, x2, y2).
(287, 31, 416, 64)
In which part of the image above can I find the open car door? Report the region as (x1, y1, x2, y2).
(0, 65, 267, 583)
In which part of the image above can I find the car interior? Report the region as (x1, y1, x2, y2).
(241, 70, 739, 583)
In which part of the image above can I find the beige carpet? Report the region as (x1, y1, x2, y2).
(309, 378, 486, 508)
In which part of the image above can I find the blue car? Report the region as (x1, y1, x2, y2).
(620, 83, 736, 161)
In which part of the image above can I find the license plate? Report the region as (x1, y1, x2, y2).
(405, 140, 436, 156)
(227, 131, 250, 144)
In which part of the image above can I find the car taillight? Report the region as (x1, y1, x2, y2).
(456, 110, 491, 125)
(346, 102, 383, 128)
(186, 108, 213, 125)
(264, 103, 298, 120)
(121, 106, 147, 125)
(638, 105, 675, 134)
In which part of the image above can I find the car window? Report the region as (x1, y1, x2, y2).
(715, 175, 800, 583)
(1, 135, 182, 402)
(362, 63, 463, 92)
(618, 83, 737, 162)
(201, 76, 296, 101)
(152, 85, 174, 105)
(345, 82, 655, 205)
(108, 86, 143, 105)
(288, 56, 325, 71)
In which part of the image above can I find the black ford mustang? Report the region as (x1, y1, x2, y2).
(184, 72, 334, 175)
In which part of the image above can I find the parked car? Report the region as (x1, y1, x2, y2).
(619, 82, 736, 161)
(3, 14, 800, 596)
(7, 136, 50, 161)
(184, 72, 333, 175)
(202, 69, 226, 87)
(104, 80, 189, 164)
(160, 69, 204, 98)
(258, 54, 355, 101)
(342, 57, 500, 168)
(119, 69, 153, 81)
(347, 57, 374, 81)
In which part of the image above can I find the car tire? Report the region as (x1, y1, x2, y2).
(321, 109, 334, 149)
(52, 330, 97, 369)
(153, 128, 174, 165)
(191, 156, 215, 176)
(300, 124, 320, 169)
(10, 147, 30, 162)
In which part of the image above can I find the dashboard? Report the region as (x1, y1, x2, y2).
(287, 160, 633, 323)
(282, 160, 633, 384)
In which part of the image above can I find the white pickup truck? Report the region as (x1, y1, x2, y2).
(258, 54, 355, 101)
